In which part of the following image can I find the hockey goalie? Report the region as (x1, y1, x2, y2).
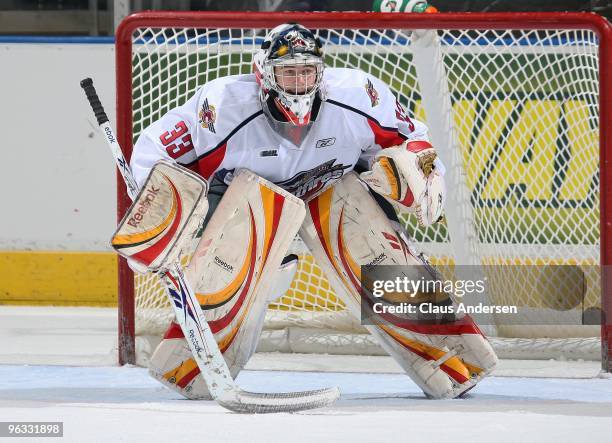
(124, 23, 498, 400)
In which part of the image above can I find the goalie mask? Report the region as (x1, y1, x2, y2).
(254, 23, 324, 127)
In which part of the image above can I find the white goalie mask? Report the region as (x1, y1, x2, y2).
(254, 23, 324, 127)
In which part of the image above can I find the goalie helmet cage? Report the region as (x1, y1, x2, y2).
(115, 11, 612, 370)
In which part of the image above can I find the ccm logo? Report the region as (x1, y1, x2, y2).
(127, 185, 160, 227)
(316, 137, 336, 148)
(104, 126, 116, 143)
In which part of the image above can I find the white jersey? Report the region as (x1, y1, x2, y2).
(131, 67, 429, 199)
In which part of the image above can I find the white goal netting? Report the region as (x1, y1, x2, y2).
(121, 20, 603, 363)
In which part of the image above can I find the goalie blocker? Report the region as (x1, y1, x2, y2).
(300, 172, 498, 398)
(111, 160, 209, 272)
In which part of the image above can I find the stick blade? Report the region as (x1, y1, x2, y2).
(218, 386, 340, 413)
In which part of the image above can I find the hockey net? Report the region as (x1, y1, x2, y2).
(115, 12, 612, 368)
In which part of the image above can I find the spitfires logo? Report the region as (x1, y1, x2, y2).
(199, 99, 216, 133)
(365, 79, 380, 107)
(277, 159, 351, 199)
(284, 30, 315, 51)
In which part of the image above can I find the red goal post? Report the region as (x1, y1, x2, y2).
(115, 11, 612, 370)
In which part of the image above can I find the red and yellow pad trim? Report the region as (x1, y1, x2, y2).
(217, 187, 286, 353)
(258, 184, 285, 268)
(111, 175, 185, 267)
(112, 175, 179, 249)
(380, 325, 481, 384)
(307, 189, 355, 297)
(163, 358, 200, 389)
(336, 208, 362, 294)
(378, 157, 402, 201)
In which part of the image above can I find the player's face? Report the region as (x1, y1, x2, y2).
(274, 64, 318, 95)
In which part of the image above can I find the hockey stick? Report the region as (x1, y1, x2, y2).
(80, 78, 340, 413)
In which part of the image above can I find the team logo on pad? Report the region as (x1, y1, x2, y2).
(199, 99, 216, 133)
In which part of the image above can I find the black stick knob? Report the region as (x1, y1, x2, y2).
(80, 78, 109, 126)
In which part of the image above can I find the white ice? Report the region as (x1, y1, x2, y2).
(1, 306, 611, 442)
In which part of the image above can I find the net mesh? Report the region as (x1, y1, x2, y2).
(127, 25, 601, 360)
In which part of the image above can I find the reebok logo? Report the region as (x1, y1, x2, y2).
(104, 126, 116, 144)
(315, 137, 336, 149)
(127, 185, 160, 228)
(188, 330, 203, 355)
(366, 253, 387, 267)
(214, 256, 234, 272)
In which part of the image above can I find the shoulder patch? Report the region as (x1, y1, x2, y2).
(198, 98, 217, 133)
(365, 78, 380, 107)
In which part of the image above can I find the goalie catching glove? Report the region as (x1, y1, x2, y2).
(360, 140, 446, 226)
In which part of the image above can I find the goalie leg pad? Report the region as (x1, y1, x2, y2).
(186, 169, 305, 372)
(149, 253, 299, 400)
(148, 322, 212, 400)
(149, 169, 305, 398)
(299, 172, 497, 399)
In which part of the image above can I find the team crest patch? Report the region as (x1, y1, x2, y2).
(199, 99, 216, 133)
(276, 159, 352, 199)
(365, 79, 380, 107)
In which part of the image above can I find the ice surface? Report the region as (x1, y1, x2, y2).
(1, 306, 611, 442)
